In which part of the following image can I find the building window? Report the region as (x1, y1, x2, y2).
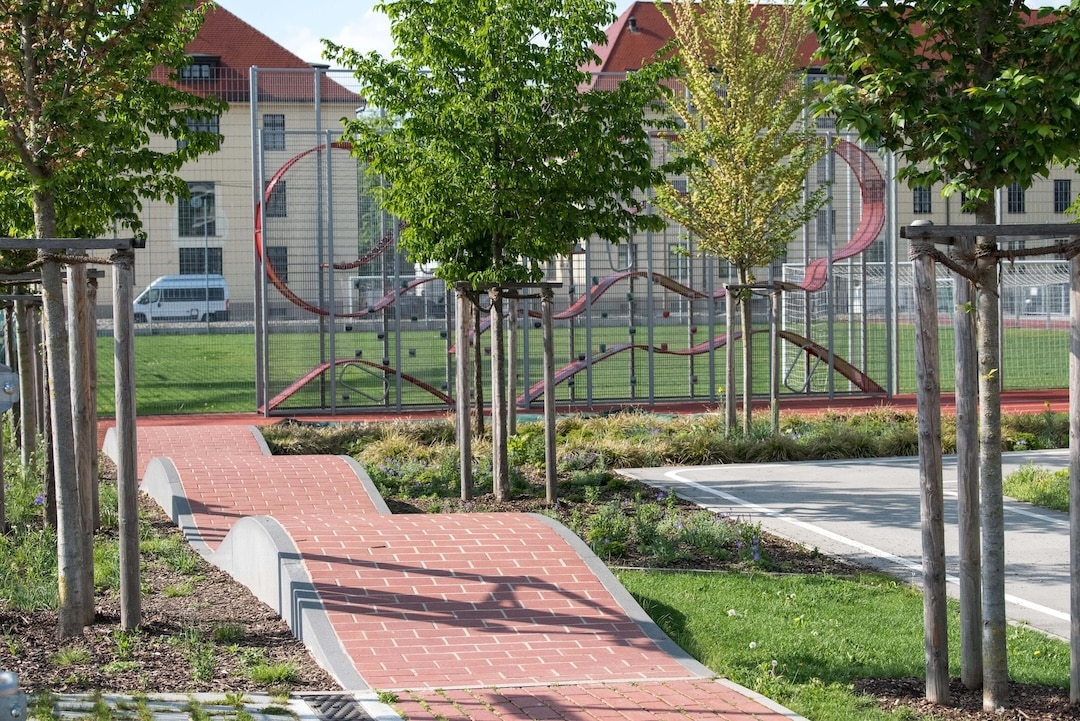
(178, 114, 220, 150)
(180, 62, 216, 80)
(666, 242, 689, 283)
(617, 243, 637, 270)
(263, 114, 285, 151)
(815, 156, 831, 185)
(1054, 179, 1072, 214)
(179, 247, 222, 275)
(264, 181, 287, 218)
(266, 246, 289, 282)
(816, 208, 835, 242)
(1007, 182, 1025, 214)
(912, 186, 933, 215)
(179, 182, 216, 237)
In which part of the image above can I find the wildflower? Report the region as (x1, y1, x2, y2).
(33, 494, 45, 506)
(749, 641, 757, 649)
(727, 609, 738, 617)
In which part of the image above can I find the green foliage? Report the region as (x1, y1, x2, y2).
(327, 0, 671, 288)
(655, 0, 828, 277)
(0, 0, 226, 239)
(1004, 463, 1069, 512)
(806, 0, 1080, 207)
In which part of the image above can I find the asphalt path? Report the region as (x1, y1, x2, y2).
(619, 449, 1072, 640)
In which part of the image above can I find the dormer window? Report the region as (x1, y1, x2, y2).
(180, 55, 219, 81)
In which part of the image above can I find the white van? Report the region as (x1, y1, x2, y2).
(133, 274, 230, 323)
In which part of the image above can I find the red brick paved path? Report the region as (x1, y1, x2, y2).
(105, 421, 806, 720)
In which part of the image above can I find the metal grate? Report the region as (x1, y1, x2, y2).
(302, 694, 375, 721)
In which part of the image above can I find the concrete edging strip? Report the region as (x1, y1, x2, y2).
(140, 456, 214, 561)
(213, 516, 368, 691)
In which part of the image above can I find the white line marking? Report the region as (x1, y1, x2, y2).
(663, 469, 1069, 623)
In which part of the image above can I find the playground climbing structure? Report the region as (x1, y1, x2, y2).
(252, 87, 891, 415)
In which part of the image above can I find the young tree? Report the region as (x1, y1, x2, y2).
(0, 0, 224, 636)
(653, 0, 827, 435)
(329, 0, 669, 498)
(807, 0, 1080, 709)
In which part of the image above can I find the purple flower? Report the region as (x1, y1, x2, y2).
(33, 494, 44, 506)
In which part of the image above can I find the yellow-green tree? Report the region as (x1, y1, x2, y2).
(653, 0, 826, 433)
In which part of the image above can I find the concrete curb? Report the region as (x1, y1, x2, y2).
(214, 517, 368, 690)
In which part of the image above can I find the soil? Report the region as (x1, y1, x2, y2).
(3, 466, 1076, 720)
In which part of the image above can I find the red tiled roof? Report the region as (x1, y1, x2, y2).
(150, 2, 359, 103)
(590, 1, 821, 74)
(593, 1, 1057, 75)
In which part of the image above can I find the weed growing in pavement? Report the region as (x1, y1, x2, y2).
(223, 692, 247, 708)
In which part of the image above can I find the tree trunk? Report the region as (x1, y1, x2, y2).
(41, 254, 90, 638)
(15, 301, 37, 470)
(975, 213, 1008, 711)
(34, 192, 90, 638)
(66, 262, 95, 627)
(954, 234, 983, 689)
(739, 269, 753, 435)
(489, 287, 509, 501)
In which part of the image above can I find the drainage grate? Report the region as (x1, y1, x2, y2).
(302, 694, 376, 721)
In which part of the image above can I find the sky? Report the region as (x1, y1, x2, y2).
(217, 0, 639, 65)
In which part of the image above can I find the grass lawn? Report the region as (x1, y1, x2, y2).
(617, 570, 1068, 721)
(95, 321, 1069, 416)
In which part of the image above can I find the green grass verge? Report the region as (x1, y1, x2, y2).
(617, 570, 1068, 721)
(1004, 464, 1069, 512)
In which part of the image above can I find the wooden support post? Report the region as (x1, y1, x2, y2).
(542, 288, 556, 503)
(724, 286, 736, 435)
(112, 250, 140, 630)
(1070, 252, 1080, 703)
(770, 289, 780, 433)
(508, 298, 518, 436)
(913, 244, 950, 705)
(490, 287, 508, 501)
(455, 288, 473, 500)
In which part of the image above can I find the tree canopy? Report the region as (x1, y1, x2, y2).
(327, 0, 671, 288)
(806, 0, 1080, 206)
(0, 0, 224, 240)
(654, 0, 827, 278)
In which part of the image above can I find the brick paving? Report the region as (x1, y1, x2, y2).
(108, 421, 806, 721)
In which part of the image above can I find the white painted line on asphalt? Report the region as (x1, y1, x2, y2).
(663, 469, 1069, 623)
